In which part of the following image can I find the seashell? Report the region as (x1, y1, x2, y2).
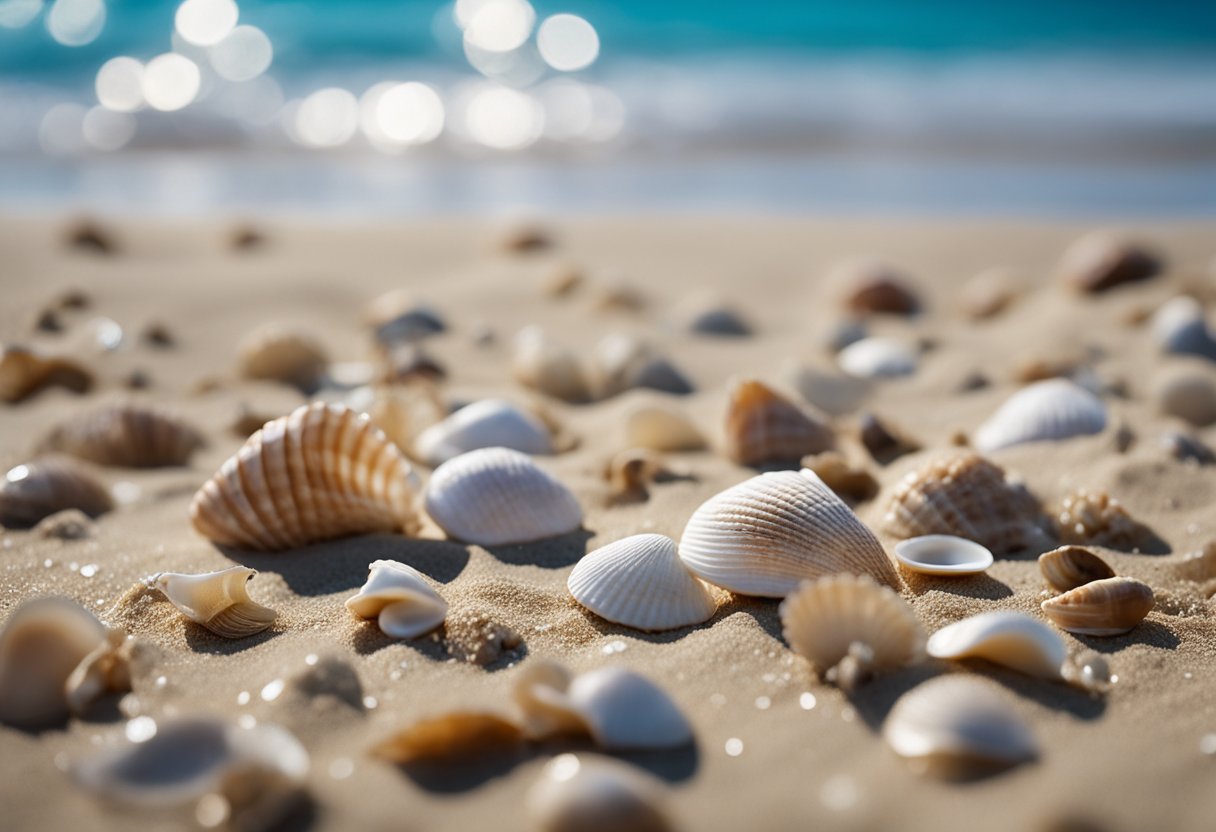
(190, 402, 421, 551)
(1150, 296, 1216, 361)
(838, 337, 918, 379)
(1058, 232, 1161, 293)
(1174, 542, 1216, 583)
(1054, 489, 1154, 551)
(379, 342, 446, 384)
(568, 534, 718, 632)
(882, 452, 1050, 555)
(1061, 650, 1113, 693)
(926, 611, 1066, 680)
(0, 457, 113, 528)
(229, 223, 266, 250)
(893, 535, 994, 576)
(782, 364, 871, 416)
(836, 259, 921, 315)
(496, 221, 553, 253)
(883, 675, 1037, 778)
(543, 263, 583, 298)
(1160, 430, 1215, 464)
(723, 378, 834, 466)
(590, 334, 693, 398)
(527, 753, 672, 832)
(423, 447, 582, 546)
(64, 627, 133, 718)
(779, 574, 924, 691)
(602, 448, 673, 502)
(414, 399, 553, 466)
(679, 468, 899, 596)
(1041, 576, 1154, 636)
(1156, 367, 1216, 427)
(512, 327, 593, 403)
(237, 326, 328, 392)
(152, 566, 277, 639)
(0, 344, 93, 403)
(345, 559, 448, 639)
(40, 403, 205, 467)
(624, 404, 706, 452)
(799, 451, 879, 503)
(961, 267, 1017, 320)
(1038, 546, 1116, 592)
(345, 380, 446, 456)
(974, 379, 1107, 453)
(372, 712, 523, 763)
(65, 218, 117, 254)
(675, 294, 751, 336)
(364, 290, 446, 345)
(1012, 355, 1080, 384)
(858, 411, 920, 464)
(33, 508, 96, 540)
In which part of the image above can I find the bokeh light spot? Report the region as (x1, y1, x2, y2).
(464, 86, 543, 150)
(142, 53, 201, 112)
(0, 0, 43, 29)
(209, 24, 273, 82)
(175, 0, 237, 47)
(294, 88, 359, 148)
(82, 105, 136, 151)
(536, 14, 599, 72)
(38, 103, 87, 155)
(95, 56, 145, 113)
(46, 0, 105, 46)
(376, 82, 445, 145)
(462, 0, 534, 53)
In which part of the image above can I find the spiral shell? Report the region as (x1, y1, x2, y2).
(1041, 576, 1154, 636)
(41, 404, 205, 467)
(414, 399, 553, 467)
(1038, 546, 1116, 592)
(237, 327, 328, 391)
(974, 379, 1107, 453)
(927, 611, 1066, 680)
(723, 379, 834, 466)
(0, 345, 93, 403)
(189, 402, 420, 551)
(1057, 232, 1160, 293)
(153, 567, 277, 639)
(0, 457, 113, 528)
(345, 560, 447, 639)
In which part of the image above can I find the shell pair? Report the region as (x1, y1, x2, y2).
(1037, 545, 1154, 636)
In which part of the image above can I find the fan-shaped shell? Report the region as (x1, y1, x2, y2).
(1057, 232, 1160, 293)
(679, 468, 898, 596)
(424, 447, 582, 546)
(624, 405, 705, 452)
(1041, 576, 1154, 636)
(153, 567, 277, 639)
(237, 327, 328, 391)
(974, 379, 1107, 453)
(512, 327, 592, 403)
(0, 457, 113, 528)
(189, 402, 420, 551)
(926, 611, 1066, 680)
(41, 404, 205, 467)
(882, 452, 1050, 555)
(0, 345, 93, 403)
(527, 753, 673, 832)
(838, 337, 918, 379)
(723, 379, 834, 466)
(414, 399, 553, 467)
(1151, 297, 1216, 361)
(345, 559, 448, 639)
(568, 534, 717, 632)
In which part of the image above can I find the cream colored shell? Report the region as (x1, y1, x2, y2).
(1041, 576, 1154, 636)
(237, 326, 328, 391)
(926, 611, 1066, 680)
(1038, 545, 1116, 592)
(512, 327, 592, 403)
(623, 404, 706, 452)
(414, 399, 553, 466)
(345, 559, 448, 639)
(974, 379, 1107, 453)
(527, 753, 672, 832)
(723, 379, 834, 466)
(153, 566, 277, 639)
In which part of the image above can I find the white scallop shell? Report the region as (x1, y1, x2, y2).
(623, 404, 705, 452)
(1151, 296, 1216, 360)
(346, 560, 448, 639)
(152, 566, 277, 639)
(568, 534, 718, 632)
(424, 447, 583, 546)
(974, 379, 1107, 453)
(678, 469, 899, 597)
(926, 611, 1066, 680)
(893, 535, 994, 576)
(527, 753, 672, 832)
(838, 337, 918, 379)
(414, 399, 553, 467)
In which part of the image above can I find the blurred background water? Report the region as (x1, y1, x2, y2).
(1, 0, 1215, 215)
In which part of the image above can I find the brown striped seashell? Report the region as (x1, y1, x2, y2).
(1058, 232, 1161, 293)
(40, 403, 204, 467)
(723, 378, 834, 466)
(1041, 576, 1154, 636)
(834, 258, 921, 316)
(189, 402, 421, 551)
(0, 345, 93, 403)
(1054, 489, 1155, 551)
(372, 711, 524, 763)
(237, 327, 329, 392)
(1038, 546, 1116, 592)
(0, 457, 113, 528)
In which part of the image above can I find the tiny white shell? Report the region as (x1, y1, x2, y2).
(623, 405, 705, 452)
(568, 534, 718, 632)
(526, 753, 672, 832)
(424, 447, 583, 546)
(974, 379, 1107, 453)
(926, 611, 1066, 680)
(893, 535, 994, 576)
(414, 399, 553, 466)
(153, 566, 276, 639)
(346, 560, 448, 639)
(1151, 296, 1216, 361)
(838, 337, 918, 379)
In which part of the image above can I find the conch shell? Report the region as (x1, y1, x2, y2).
(152, 566, 277, 639)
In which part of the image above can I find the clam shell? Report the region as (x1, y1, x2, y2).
(1038, 546, 1116, 592)
(512, 327, 592, 403)
(568, 534, 718, 632)
(0, 345, 93, 403)
(372, 712, 522, 763)
(1054, 489, 1154, 551)
(882, 452, 1050, 555)
(883, 675, 1037, 778)
(838, 337, 918, 379)
(624, 404, 705, 452)
(926, 611, 1066, 680)
(0, 457, 113, 528)
(779, 574, 924, 690)
(190, 402, 421, 551)
(527, 754, 672, 832)
(1151, 296, 1216, 361)
(723, 379, 834, 466)
(237, 326, 328, 391)
(345, 559, 448, 639)
(1041, 576, 1154, 636)
(153, 566, 277, 639)
(1058, 232, 1160, 293)
(836, 259, 920, 315)
(1156, 367, 1216, 427)
(679, 468, 899, 596)
(893, 535, 994, 576)
(414, 399, 553, 467)
(423, 447, 582, 546)
(590, 335, 693, 398)
(974, 379, 1107, 453)
(41, 404, 205, 468)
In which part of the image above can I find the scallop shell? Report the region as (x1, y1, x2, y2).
(1041, 576, 1154, 636)
(153, 566, 277, 639)
(624, 404, 706, 452)
(893, 535, 994, 576)
(423, 447, 582, 546)
(527, 754, 672, 832)
(882, 452, 1050, 555)
(372, 712, 523, 763)
(679, 468, 899, 596)
(189, 402, 421, 551)
(0, 457, 113, 528)
(838, 337, 918, 379)
(723, 379, 835, 466)
(883, 675, 1037, 778)
(237, 326, 329, 391)
(0, 345, 93, 403)
(1058, 232, 1160, 293)
(1040, 545, 1116, 592)
(1054, 489, 1154, 551)
(41, 404, 205, 467)
(974, 379, 1107, 453)
(1151, 296, 1216, 361)
(779, 574, 924, 691)
(568, 534, 718, 632)
(590, 335, 693, 398)
(836, 259, 921, 315)
(512, 327, 593, 403)
(927, 611, 1066, 680)
(364, 290, 446, 345)
(414, 399, 553, 467)
(1156, 367, 1216, 427)
(345, 559, 448, 639)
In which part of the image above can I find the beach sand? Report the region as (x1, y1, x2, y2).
(2, 214, 1215, 831)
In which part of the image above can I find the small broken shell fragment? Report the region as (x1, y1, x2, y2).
(624, 404, 705, 452)
(64, 628, 133, 717)
(414, 398, 554, 466)
(527, 753, 673, 832)
(1058, 232, 1161, 293)
(237, 326, 329, 392)
(1054, 489, 1155, 551)
(40, 404, 205, 468)
(1038, 546, 1116, 592)
(838, 337, 918, 379)
(372, 712, 523, 764)
(512, 327, 592, 403)
(601, 448, 673, 502)
(1041, 577, 1154, 636)
(799, 451, 879, 503)
(858, 411, 920, 464)
(926, 611, 1066, 680)
(346, 560, 447, 639)
(0, 457, 113, 528)
(723, 378, 834, 466)
(0, 345, 93, 403)
(153, 566, 277, 639)
(893, 535, 994, 576)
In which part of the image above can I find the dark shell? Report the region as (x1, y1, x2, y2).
(0, 457, 113, 528)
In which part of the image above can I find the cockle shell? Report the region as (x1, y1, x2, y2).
(1038, 546, 1116, 592)
(423, 447, 582, 546)
(1058, 232, 1160, 293)
(1041, 576, 1154, 636)
(974, 379, 1107, 453)
(372, 712, 523, 763)
(1151, 297, 1216, 361)
(153, 567, 277, 639)
(41, 403, 205, 467)
(723, 379, 834, 466)
(927, 611, 1066, 680)
(838, 337, 918, 379)
(1054, 489, 1154, 551)
(0, 344, 93, 403)
(237, 326, 329, 392)
(836, 259, 921, 315)
(512, 327, 593, 403)
(0, 457, 113, 528)
(1156, 367, 1216, 427)
(883, 675, 1037, 778)
(882, 452, 1050, 555)
(527, 753, 673, 832)
(624, 404, 705, 452)
(679, 468, 899, 596)
(590, 334, 693, 398)
(414, 399, 553, 466)
(893, 535, 994, 576)
(568, 534, 718, 632)
(779, 574, 924, 691)
(190, 402, 421, 551)
(345, 560, 448, 639)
